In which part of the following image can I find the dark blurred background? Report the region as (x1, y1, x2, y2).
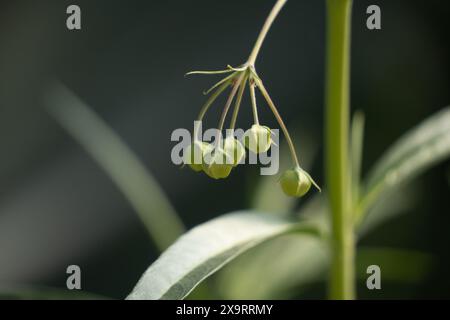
(0, 0, 449, 299)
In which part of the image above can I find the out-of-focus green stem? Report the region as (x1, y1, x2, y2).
(325, 0, 355, 299)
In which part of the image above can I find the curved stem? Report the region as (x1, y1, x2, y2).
(218, 73, 245, 131)
(325, 0, 354, 300)
(249, 81, 260, 125)
(193, 79, 232, 141)
(230, 74, 249, 130)
(255, 78, 300, 168)
(247, 0, 288, 66)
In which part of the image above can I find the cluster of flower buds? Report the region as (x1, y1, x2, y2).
(183, 124, 272, 179)
(183, 64, 320, 197)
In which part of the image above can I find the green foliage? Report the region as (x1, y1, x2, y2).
(358, 107, 450, 223)
(2, 0, 447, 301)
(128, 106, 450, 299)
(125, 0, 450, 300)
(127, 212, 321, 300)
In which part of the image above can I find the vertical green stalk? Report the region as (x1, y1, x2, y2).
(325, 0, 355, 299)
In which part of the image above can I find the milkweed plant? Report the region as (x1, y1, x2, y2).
(182, 0, 320, 196)
(118, 0, 449, 300)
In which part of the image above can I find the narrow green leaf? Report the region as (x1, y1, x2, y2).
(357, 183, 418, 235)
(44, 83, 185, 251)
(351, 111, 365, 209)
(216, 233, 328, 299)
(358, 107, 450, 221)
(215, 196, 329, 299)
(126, 212, 321, 300)
(216, 104, 450, 298)
(216, 184, 419, 299)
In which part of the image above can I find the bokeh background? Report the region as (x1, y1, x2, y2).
(0, 0, 449, 299)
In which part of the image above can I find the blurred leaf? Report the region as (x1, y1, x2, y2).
(215, 183, 419, 299)
(357, 183, 418, 236)
(359, 107, 450, 221)
(357, 247, 434, 284)
(215, 196, 329, 299)
(44, 83, 185, 251)
(126, 211, 322, 300)
(217, 243, 434, 299)
(198, 108, 450, 299)
(216, 233, 328, 299)
(351, 111, 365, 208)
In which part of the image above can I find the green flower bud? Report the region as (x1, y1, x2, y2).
(202, 146, 233, 179)
(280, 167, 312, 197)
(243, 124, 272, 154)
(223, 137, 245, 167)
(183, 141, 209, 172)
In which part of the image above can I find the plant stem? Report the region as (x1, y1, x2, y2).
(218, 73, 245, 131)
(230, 74, 249, 130)
(193, 80, 232, 141)
(325, 0, 355, 299)
(256, 78, 300, 168)
(246, 0, 299, 166)
(247, 0, 287, 66)
(249, 82, 260, 125)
